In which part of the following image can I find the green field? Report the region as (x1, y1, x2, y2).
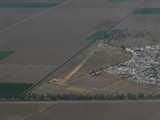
(86, 30, 108, 40)
(134, 8, 160, 14)
(0, 83, 33, 97)
(0, 51, 14, 60)
(0, 2, 60, 8)
(86, 29, 128, 40)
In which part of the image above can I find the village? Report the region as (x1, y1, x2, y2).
(106, 45, 160, 85)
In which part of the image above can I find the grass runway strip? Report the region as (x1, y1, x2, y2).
(0, 2, 60, 8)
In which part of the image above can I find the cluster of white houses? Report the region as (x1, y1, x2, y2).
(106, 45, 160, 85)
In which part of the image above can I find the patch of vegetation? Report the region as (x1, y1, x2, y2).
(0, 83, 33, 97)
(88, 29, 158, 48)
(86, 29, 128, 41)
(90, 29, 159, 49)
(134, 8, 160, 14)
(99, 29, 158, 48)
(1, 93, 160, 101)
(86, 30, 108, 40)
(0, 2, 60, 8)
(0, 51, 14, 60)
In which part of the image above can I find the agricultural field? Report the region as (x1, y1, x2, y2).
(1, 101, 160, 120)
(0, 0, 160, 98)
(0, 0, 62, 31)
(30, 0, 160, 96)
(1, 0, 160, 119)
(0, 0, 143, 97)
(33, 42, 160, 95)
(0, 0, 63, 97)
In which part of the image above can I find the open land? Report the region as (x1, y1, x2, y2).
(1, 101, 160, 120)
(0, 0, 160, 96)
(1, 0, 160, 119)
(0, 0, 147, 96)
(31, 0, 160, 96)
(0, 0, 64, 96)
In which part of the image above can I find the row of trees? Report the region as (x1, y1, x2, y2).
(0, 93, 160, 101)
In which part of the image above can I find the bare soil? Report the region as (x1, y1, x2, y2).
(0, 64, 54, 83)
(1, 101, 160, 120)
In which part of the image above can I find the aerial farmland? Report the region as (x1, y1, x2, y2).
(0, 0, 142, 97)
(1, 0, 160, 119)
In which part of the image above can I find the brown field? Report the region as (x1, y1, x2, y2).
(1, 0, 160, 96)
(81, 44, 131, 73)
(2, 1, 160, 119)
(32, 43, 131, 94)
(0, 0, 63, 84)
(68, 73, 121, 89)
(63, 0, 144, 8)
(142, 0, 160, 8)
(1, 101, 160, 120)
(0, 0, 59, 31)
(105, 80, 160, 95)
(32, 39, 160, 95)
(0, 0, 134, 85)
(0, 8, 129, 65)
(111, 15, 160, 48)
(0, 64, 55, 83)
(33, 42, 160, 95)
